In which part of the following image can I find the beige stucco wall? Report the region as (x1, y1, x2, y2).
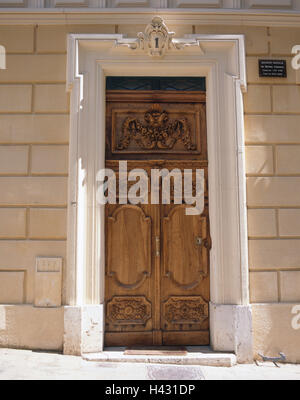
(0, 23, 299, 360)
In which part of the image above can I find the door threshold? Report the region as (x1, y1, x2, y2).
(82, 346, 237, 367)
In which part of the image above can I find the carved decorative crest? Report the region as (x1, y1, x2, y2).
(118, 104, 196, 151)
(137, 16, 175, 58)
(116, 16, 201, 58)
(107, 296, 151, 325)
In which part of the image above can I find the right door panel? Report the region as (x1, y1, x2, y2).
(161, 203, 210, 345)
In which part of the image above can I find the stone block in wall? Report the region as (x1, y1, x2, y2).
(244, 85, 271, 113)
(250, 271, 278, 302)
(34, 257, 62, 307)
(0, 115, 69, 144)
(247, 177, 300, 207)
(0, 146, 28, 175)
(270, 27, 300, 55)
(210, 303, 253, 363)
(249, 239, 300, 269)
(245, 145, 274, 175)
(29, 208, 67, 239)
(34, 84, 69, 113)
(245, 115, 300, 144)
(0, 305, 64, 351)
(273, 86, 300, 113)
(0, 271, 24, 304)
(31, 145, 68, 175)
(276, 145, 300, 174)
(252, 303, 300, 363)
(247, 209, 277, 237)
(0, 85, 32, 113)
(0, 55, 66, 83)
(63, 305, 104, 355)
(0, 26, 34, 54)
(0, 208, 26, 239)
(279, 271, 300, 302)
(278, 209, 300, 236)
(195, 25, 269, 55)
(36, 25, 116, 53)
(0, 177, 68, 206)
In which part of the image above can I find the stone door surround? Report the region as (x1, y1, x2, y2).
(65, 20, 253, 362)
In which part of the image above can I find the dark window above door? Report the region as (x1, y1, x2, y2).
(106, 76, 206, 91)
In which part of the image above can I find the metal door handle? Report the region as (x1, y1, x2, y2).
(155, 236, 160, 256)
(196, 236, 212, 249)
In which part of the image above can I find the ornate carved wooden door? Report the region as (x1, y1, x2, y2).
(104, 88, 210, 346)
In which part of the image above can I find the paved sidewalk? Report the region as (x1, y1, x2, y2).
(0, 348, 299, 380)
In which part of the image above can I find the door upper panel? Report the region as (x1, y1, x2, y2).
(162, 205, 208, 291)
(106, 91, 207, 161)
(107, 205, 152, 291)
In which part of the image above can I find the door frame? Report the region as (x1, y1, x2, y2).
(65, 26, 253, 362)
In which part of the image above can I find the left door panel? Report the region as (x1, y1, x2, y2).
(105, 203, 155, 346)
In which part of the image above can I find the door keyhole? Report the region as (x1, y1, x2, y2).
(155, 38, 159, 49)
(196, 237, 202, 246)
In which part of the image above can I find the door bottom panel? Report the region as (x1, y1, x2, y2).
(105, 331, 209, 347)
(105, 332, 154, 347)
(163, 331, 209, 346)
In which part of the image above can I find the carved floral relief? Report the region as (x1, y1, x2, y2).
(163, 296, 208, 325)
(107, 296, 152, 325)
(117, 104, 196, 151)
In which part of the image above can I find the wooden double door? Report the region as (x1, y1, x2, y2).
(104, 90, 210, 346)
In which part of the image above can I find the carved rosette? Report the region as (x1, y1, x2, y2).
(118, 104, 196, 151)
(163, 296, 208, 325)
(107, 296, 151, 325)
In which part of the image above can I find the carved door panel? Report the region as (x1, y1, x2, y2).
(105, 89, 209, 346)
(161, 203, 210, 345)
(105, 202, 157, 346)
(105, 91, 207, 161)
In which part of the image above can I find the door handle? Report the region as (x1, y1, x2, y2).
(195, 236, 212, 249)
(155, 236, 160, 257)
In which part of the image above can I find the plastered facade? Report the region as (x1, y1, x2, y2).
(0, 8, 300, 363)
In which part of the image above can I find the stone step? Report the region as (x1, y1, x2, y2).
(82, 346, 237, 367)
